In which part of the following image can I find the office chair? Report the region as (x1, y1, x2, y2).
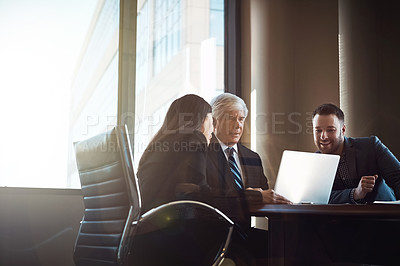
(73, 125, 234, 266)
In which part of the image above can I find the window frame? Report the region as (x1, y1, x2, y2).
(0, 0, 240, 189)
(224, 0, 241, 97)
(120, 0, 241, 155)
(118, 0, 138, 147)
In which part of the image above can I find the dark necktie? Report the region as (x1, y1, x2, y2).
(227, 147, 244, 190)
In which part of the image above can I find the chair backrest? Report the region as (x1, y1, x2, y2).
(73, 125, 140, 266)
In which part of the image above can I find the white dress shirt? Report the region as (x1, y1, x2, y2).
(215, 137, 246, 186)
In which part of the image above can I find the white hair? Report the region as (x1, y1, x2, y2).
(210, 93, 248, 120)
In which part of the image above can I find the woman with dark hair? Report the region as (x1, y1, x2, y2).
(137, 94, 213, 212)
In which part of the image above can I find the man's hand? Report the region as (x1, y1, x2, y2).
(353, 175, 378, 200)
(256, 188, 292, 204)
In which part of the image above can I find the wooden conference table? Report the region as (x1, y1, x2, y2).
(250, 203, 400, 266)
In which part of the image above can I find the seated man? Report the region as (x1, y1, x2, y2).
(312, 103, 400, 204)
(207, 93, 291, 265)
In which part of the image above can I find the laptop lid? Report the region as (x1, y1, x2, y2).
(274, 150, 340, 204)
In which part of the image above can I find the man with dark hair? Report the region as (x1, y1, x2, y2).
(312, 103, 400, 203)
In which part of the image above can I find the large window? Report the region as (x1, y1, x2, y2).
(68, 0, 120, 188)
(210, 0, 224, 46)
(0, 0, 225, 187)
(134, 0, 224, 168)
(0, 0, 120, 188)
(153, 0, 182, 75)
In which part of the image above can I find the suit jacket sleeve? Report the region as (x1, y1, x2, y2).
(373, 136, 400, 199)
(239, 144, 270, 205)
(329, 188, 353, 204)
(329, 136, 400, 204)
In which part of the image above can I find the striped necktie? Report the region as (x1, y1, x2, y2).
(227, 147, 244, 190)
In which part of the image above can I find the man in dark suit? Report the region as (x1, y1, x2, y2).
(206, 93, 290, 265)
(312, 103, 400, 204)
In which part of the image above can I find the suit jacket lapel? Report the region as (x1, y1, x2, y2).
(344, 137, 357, 179)
(208, 136, 236, 193)
(237, 144, 248, 185)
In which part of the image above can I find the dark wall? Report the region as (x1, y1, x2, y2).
(339, 0, 400, 158)
(245, 0, 400, 185)
(0, 188, 84, 266)
(248, 0, 339, 186)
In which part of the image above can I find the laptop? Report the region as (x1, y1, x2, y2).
(274, 150, 340, 204)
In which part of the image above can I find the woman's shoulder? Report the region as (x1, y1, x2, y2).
(171, 130, 207, 152)
(145, 130, 206, 153)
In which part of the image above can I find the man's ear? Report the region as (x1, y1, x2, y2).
(213, 118, 219, 135)
(213, 117, 218, 128)
(342, 124, 346, 136)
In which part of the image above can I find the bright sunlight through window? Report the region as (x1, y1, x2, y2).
(0, 0, 98, 188)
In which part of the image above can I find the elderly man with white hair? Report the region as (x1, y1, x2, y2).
(207, 93, 291, 266)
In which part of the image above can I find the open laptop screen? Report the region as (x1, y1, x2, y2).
(274, 150, 340, 204)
